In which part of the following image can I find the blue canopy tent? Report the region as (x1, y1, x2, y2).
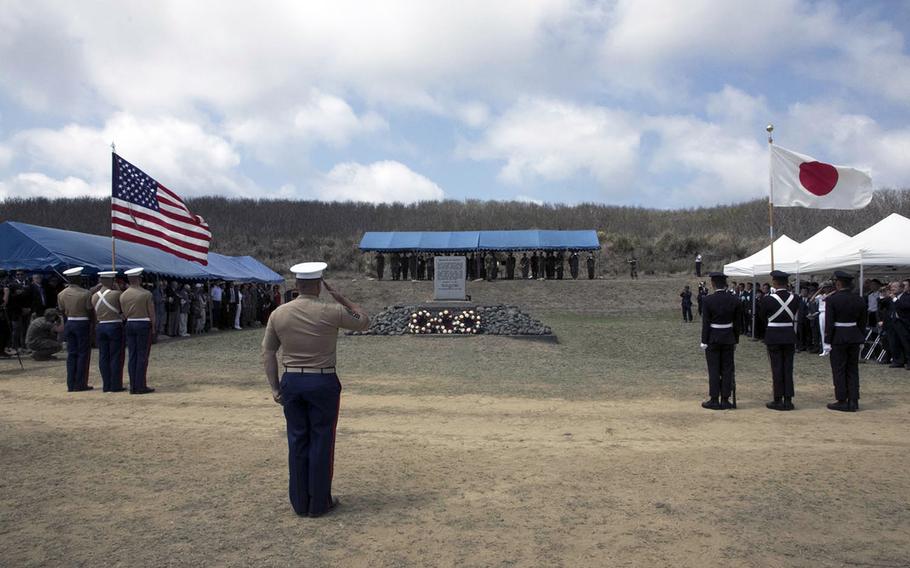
(359, 230, 599, 252)
(0, 221, 282, 283)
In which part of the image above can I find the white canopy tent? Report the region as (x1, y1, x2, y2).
(798, 214, 910, 276)
(723, 235, 800, 278)
(751, 226, 851, 277)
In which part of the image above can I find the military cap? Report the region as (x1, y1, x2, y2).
(708, 271, 727, 281)
(290, 262, 327, 280)
(124, 267, 145, 276)
(98, 270, 118, 278)
(833, 270, 854, 282)
(770, 270, 790, 280)
(62, 267, 84, 276)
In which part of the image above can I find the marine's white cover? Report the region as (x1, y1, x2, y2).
(798, 214, 910, 273)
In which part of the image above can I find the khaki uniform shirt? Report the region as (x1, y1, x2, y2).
(57, 285, 92, 318)
(120, 286, 155, 320)
(92, 286, 123, 322)
(262, 295, 370, 368)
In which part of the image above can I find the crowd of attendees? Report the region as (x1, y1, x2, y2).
(681, 276, 910, 369)
(0, 269, 284, 358)
(372, 250, 598, 281)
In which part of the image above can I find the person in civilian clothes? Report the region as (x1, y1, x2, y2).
(700, 272, 742, 410)
(26, 308, 63, 360)
(586, 253, 595, 280)
(153, 280, 167, 335)
(569, 251, 579, 280)
(210, 282, 223, 330)
(165, 280, 180, 337)
(29, 273, 48, 318)
(680, 285, 693, 323)
(409, 252, 418, 281)
(58, 267, 94, 392)
(262, 262, 370, 518)
(520, 253, 530, 279)
(759, 271, 798, 411)
(120, 268, 156, 395)
(506, 252, 517, 280)
(92, 271, 126, 392)
(824, 271, 867, 412)
(530, 252, 540, 279)
(390, 253, 400, 281)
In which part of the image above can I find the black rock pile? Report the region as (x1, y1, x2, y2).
(347, 304, 553, 336)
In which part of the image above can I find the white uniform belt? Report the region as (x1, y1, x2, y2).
(66, 316, 89, 321)
(127, 317, 151, 322)
(97, 319, 123, 324)
(710, 323, 733, 329)
(834, 322, 857, 327)
(767, 322, 793, 327)
(285, 367, 336, 374)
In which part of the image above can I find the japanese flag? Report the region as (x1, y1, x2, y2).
(770, 144, 873, 209)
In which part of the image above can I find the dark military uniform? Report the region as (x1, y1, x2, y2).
(759, 277, 798, 410)
(586, 254, 595, 280)
(530, 253, 539, 279)
(121, 279, 156, 394)
(825, 275, 867, 411)
(519, 254, 530, 279)
(375, 253, 385, 280)
(93, 282, 126, 392)
(389, 253, 400, 281)
(506, 253, 516, 280)
(701, 276, 742, 409)
(58, 278, 94, 391)
(569, 252, 579, 280)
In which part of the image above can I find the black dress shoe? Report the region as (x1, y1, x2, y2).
(701, 399, 721, 410)
(780, 398, 795, 411)
(827, 400, 850, 412)
(847, 399, 859, 412)
(720, 398, 734, 410)
(109, 388, 126, 392)
(131, 387, 155, 395)
(309, 497, 340, 518)
(75, 386, 94, 391)
(889, 363, 904, 368)
(766, 399, 783, 411)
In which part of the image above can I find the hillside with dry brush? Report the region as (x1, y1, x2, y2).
(2, 190, 908, 276)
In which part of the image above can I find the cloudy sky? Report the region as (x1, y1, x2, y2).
(1, 0, 909, 208)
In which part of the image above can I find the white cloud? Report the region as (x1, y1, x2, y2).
(225, 91, 387, 153)
(466, 98, 641, 185)
(8, 112, 250, 197)
(514, 195, 544, 205)
(0, 173, 104, 200)
(313, 161, 444, 204)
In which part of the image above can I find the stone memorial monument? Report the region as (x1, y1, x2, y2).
(433, 256, 467, 301)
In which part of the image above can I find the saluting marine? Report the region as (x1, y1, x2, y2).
(825, 271, 866, 412)
(262, 262, 370, 518)
(93, 270, 126, 392)
(120, 267, 156, 394)
(759, 270, 798, 410)
(700, 272, 742, 410)
(58, 267, 94, 392)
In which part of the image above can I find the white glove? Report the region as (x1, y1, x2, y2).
(700, 343, 708, 350)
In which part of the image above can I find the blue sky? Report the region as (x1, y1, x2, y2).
(1, 0, 909, 208)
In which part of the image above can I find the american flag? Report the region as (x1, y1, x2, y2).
(111, 153, 211, 265)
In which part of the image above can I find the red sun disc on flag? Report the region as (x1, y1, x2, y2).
(798, 161, 838, 196)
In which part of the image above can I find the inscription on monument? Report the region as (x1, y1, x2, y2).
(434, 256, 467, 300)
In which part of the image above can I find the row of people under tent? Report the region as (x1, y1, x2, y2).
(372, 251, 598, 281)
(0, 269, 66, 357)
(682, 276, 910, 369)
(0, 269, 284, 360)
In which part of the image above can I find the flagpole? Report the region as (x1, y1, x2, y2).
(766, 124, 775, 271)
(111, 141, 117, 271)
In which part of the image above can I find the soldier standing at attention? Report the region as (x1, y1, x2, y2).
(586, 253, 595, 280)
(506, 252, 516, 280)
(120, 268, 156, 395)
(569, 251, 580, 280)
(93, 270, 126, 393)
(389, 252, 400, 281)
(759, 271, 798, 411)
(530, 252, 540, 279)
(262, 262, 370, 518)
(58, 267, 94, 392)
(519, 253, 530, 279)
(555, 251, 565, 280)
(375, 252, 385, 281)
(825, 271, 867, 412)
(700, 272, 742, 410)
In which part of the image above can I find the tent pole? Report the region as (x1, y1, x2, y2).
(751, 278, 757, 338)
(859, 253, 864, 296)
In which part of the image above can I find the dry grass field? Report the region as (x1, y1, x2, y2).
(2, 276, 909, 567)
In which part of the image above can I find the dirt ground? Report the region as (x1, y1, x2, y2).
(2, 276, 909, 567)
